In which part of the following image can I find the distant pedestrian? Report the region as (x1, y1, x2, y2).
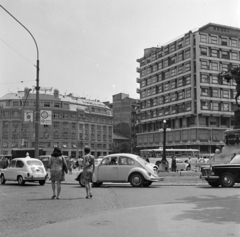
(48, 147, 68, 199)
(82, 147, 95, 199)
(77, 156, 83, 170)
(171, 156, 177, 172)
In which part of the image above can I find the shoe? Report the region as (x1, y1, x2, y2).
(56, 197, 60, 199)
(86, 195, 89, 199)
(51, 195, 56, 199)
(90, 194, 92, 198)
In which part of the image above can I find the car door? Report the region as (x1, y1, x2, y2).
(4, 160, 17, 180)
(117, 156, 136, 181)
(98, 157, 118, 181)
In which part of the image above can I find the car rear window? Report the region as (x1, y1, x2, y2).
(26, 160, 43, 166)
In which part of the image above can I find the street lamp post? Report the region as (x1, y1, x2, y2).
(80, 140, 83, 158)
(162, 120, 167, 162)
(1, 6, 40, 158)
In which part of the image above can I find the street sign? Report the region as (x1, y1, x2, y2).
(24, 110, 33, 122)
(40, 110, 52, 125)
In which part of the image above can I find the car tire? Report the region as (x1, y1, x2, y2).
(0, 174, 6, 184)
(130, 173, 144, 187)
(79, 174, 85, 187)
(207, 180, 220, 188)
(220, 172, 235, 188)
(17, 176, 25, 186)
(39, 180, 45, 186)
(92, 182, 103, 187)
(143, 181, 152, 187)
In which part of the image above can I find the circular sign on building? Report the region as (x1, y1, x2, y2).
(40, 110, 52, 125)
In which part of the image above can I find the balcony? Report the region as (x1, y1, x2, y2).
(136, 88, 141, 94)
(136, 67, 140, 73)
(136, 59, 140, 63)
(136, 78, 140, 83)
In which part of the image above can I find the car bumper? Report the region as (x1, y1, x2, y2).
(150, 177, 164, 182)
(200, 175, 219, 181)
(24, 175, 47, 181)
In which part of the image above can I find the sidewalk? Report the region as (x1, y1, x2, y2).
(46, 170, 207, 186)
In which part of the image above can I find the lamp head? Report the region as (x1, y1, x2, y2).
(163, 119, 167, 124)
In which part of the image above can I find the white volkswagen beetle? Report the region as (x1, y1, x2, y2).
(0, 157, 47, 186)
(75, 153, 164, 187)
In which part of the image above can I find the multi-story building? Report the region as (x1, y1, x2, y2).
(112, 93, 140, 151)
(0, 88, 113, 157)
(136, 23, 240, 153)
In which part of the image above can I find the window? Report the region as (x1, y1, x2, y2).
(185, 102, 191, 111)
(13, 101, 19, 106)
(54, 122, 60, 128)
(201, 88, 209, 96)
(211, 35, 217, 44)
(221, 38, 228, 46)
(185, 76, 191, 85)
(178, 65, 183, 74)
(178, 91, 184, 100)
(178, 53, 183, 62)
(178, 40, 183, 49)
(158, 97, 163, 105)
(185, 89, 191, 98)
(158, 62, 162, 69)
(44, 102, 50, 107)
(210, 75, 218, 84)
(212, 89, 219, 97)
(178, 104, 184, 113)
(201, 101, 209, 110)
(185, 50, 190, 58)
(147, 78, 152, 85)
(164, 46, 169, 55)
(212, 102, 219, 111)
(201, 61, 209, 69)
(164, 107, 169, 115)
(201, 74, 209, 83)
(170, 93, 177, 101)
(170, 56, 176, 64)
(222, 103, 229, 111)
(185, 63, 191, 72)
(164, 70, 170, 79)
(141, 80, 146, 87)
(210, 49, 218, 57)
(178, 78, 183, 87)
(171, 68, 176, 76)
(222, 64, 228, 72)
(164, 83, 169, 91)
(222, 51, 229, 59)
(200, 34, 207, 43)
(158, 85, 163, 93)
(185, 36, 190, 45)
(171, 80, 176, 89)
(222, 90, 229, 98)
(158, 73, 162, 81)
(152, 87, 157, 95)
(200, 48, 207, 56)
(171, 105, 177, 114)
(164, 59, 168, 67)
(170, 43, 176, 52)
(231, 39, 237, 48)
(152, 76, 157, 84)
(54, 103, 60, 108)
(152, 64, 157, 72)
(211, 62, 218, 71)
(164, 95, 170, 103)
(153, 98, 157, 106)
(231, 52, 238, 60)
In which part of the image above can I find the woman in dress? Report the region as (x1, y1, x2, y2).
(82, 147, 95, 199)
(48, 147, 68, 199)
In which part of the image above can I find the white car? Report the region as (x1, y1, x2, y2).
(0, 157, 47, 186)
(75, 153, 164, 187)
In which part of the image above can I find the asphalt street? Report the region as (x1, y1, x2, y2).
(1, 171, 240, 237)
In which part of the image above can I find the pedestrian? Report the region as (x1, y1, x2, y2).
(171, 155, 177, 172)
(68, 157, 74, 174)
(77, 156, 83, 170)
(48, 147, 68, 199)
(82, 147, 95, 199)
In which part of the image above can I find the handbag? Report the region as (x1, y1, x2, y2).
(62, 156, 68, 174)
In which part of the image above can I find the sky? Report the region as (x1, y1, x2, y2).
(0, 0, 240, 102)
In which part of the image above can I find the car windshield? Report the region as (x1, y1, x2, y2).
(229, 155, 240, 164)
(26, 160, 43, 166)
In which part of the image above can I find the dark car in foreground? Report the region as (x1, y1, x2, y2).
(200, 154, 240, 187)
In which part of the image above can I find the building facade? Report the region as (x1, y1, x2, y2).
(0, 88, 113, 157)
(136, 23, 240, 153)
